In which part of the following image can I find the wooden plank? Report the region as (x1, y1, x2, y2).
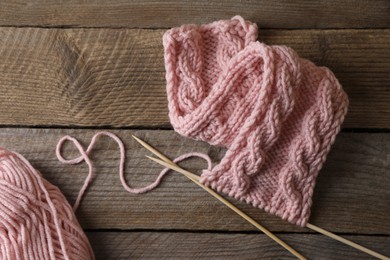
(0, 1, 389, 29)
(86, 232, 390, 259)
(0, 28, 389, 128)
(0, 128, 388, 234)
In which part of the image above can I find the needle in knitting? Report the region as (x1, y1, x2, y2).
(132, 135, 306, 260)
(146, 157, 307, 260)
(132, 135, 389, 260)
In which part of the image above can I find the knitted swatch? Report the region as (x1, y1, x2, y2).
(0, 148, 94, 259)
(163, 16, 349, 226)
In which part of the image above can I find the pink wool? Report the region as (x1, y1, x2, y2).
(163, 16, 349, 226)
(0, 148, 94, 260)
(0, 148, 94, 259)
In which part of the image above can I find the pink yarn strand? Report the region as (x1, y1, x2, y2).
(56, 131, 213, 212)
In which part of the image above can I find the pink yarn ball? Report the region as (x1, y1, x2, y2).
(0, 148, 94, 259)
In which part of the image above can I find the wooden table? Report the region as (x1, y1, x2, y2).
(0, 1, 389, 259)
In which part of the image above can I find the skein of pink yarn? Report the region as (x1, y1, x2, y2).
(0, 148, 94, 260)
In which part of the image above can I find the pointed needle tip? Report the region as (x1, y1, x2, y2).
(132, 135, 149, 147)
(132, 135, 141, 141)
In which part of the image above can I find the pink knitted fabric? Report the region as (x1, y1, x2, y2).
(163, 16, 349, 226)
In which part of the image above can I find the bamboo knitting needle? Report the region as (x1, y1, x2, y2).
(132, 136, 306, 260)
(305, 223, 389, 260)
(132, 136, 390, 260)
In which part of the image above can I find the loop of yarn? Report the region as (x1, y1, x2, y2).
(56, 131, 213, 210)
(0, 148, 94, 260)
(163, 16, 349, 226)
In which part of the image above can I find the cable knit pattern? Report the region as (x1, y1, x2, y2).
(163, 16, 349, 226)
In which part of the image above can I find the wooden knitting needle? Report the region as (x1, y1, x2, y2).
(132, 136, 306, 260)
(132, 135, 390, 260)
(305, 223, 389, 260)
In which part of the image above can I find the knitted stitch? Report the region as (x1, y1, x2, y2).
(163, 16, 349, 226)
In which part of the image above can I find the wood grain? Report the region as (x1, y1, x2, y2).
(0, 128, 388, 234)
(0, 1, 389, 29)
(86, 232, 390, 260)
(0, 28, 389, 128)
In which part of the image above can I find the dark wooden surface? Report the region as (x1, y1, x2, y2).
(0, 0, 389, 29)
(87, 232, 390, 260)
(0, 1, 389, 259)
(0, 28, 389, 128)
